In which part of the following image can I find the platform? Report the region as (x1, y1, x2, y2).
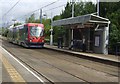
(44, 44, 120, 63)
(0, 46, 45, 83)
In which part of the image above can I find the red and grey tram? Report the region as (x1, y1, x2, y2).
(7, 23, 45, 48)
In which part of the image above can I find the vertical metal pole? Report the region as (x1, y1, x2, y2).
(105, 21, 110, 55)
(97, 0, 99, 16)
(72, 0, 74, 18)
(50, 12, 53, 45)
(103, 21, 110, 55)
(71, 0, 74, 44)
(40, 9, 42, 23)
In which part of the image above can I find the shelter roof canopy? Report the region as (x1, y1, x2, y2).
(52, 14, 109, 26)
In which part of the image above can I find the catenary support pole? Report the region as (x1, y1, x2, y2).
(40, 9, 42, 23)
(50, 12, 53, 45)
(71, 0, 75, 45)
(97, 0, 99, 16)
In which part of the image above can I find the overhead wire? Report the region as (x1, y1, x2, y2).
(16, 0, 59, 19)
(3, 0, 21, 17)
(2, 0, 21, 27)
(3, 0, 66, 23)
(43, 3, 66, 12)
(18, 3, 66, 21)
(18, 4, 66, 21)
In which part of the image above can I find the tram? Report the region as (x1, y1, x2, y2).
(7, 23, 45, 48)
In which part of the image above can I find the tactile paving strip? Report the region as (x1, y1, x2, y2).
(0, 53, 26, 83)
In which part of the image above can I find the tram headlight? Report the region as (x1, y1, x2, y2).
(30, 40, 32, 42)
(42, 40, 44, 42)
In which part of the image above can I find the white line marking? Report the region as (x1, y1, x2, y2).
(0, 46, 44, 83)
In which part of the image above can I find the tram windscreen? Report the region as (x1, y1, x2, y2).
(30, 26, 44, 37)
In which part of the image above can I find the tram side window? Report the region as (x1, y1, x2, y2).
(19, 27, 23, 35)
(13, 28, 17, 39)
(19, 26, 27, 40)
(24, 25, 28, 37)
(19, 26, 27, 34)
(24, 25, 28, 34)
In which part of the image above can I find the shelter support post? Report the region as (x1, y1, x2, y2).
(103, 22, 110, 55)
(94, 22, 110, 55)
(71, 29, 74, 45)
(50, 28, 53, 45)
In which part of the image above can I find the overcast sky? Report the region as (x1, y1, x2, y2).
(0, 0, 98, 27)
(1, 0, 69, 27)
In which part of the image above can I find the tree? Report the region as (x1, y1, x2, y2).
(74, 2, 84, 16)
(42, 18, 51, 37)
(82, 2, 96, 15)
(61, 2, 96, 19)
(0, 28, 2, 35)
(53, 15, 61, 21)
(61, 2, 72, 19)
(25, 14, 35, 23)
(100, 2, 120, 53)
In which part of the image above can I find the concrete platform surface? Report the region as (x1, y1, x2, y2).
(44, 44, 120, 63)
(0, 46, 46, 83)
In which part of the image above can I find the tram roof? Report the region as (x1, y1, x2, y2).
(52, 14, 110, 26)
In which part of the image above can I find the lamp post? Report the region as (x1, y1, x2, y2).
(72, 0, 74, 18)
(97, 0, 99, 16)
(40, 9, 42, 23)
(71, 0, 75, 45)
(50, 12, 53, 45)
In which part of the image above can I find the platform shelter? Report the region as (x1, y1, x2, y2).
(52, 14, 110, 55)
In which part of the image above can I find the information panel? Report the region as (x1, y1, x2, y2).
(95, 36, 100, 47)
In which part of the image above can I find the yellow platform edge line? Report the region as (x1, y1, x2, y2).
(0, 53, 27, 83)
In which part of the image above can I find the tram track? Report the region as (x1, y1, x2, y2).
(2, 40, 119, 83)
(38, 49, 118, 77)
(42, 61, 96, 84)
(44, 47, 119, 67)
(33, 48, 118, 77)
